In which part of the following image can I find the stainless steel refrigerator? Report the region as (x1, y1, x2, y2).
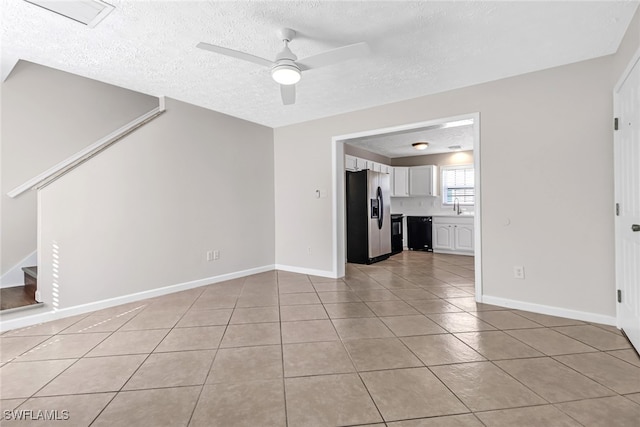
(346, 169, 391, 264)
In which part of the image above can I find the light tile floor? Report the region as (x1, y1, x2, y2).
(1, 251, 639, 426)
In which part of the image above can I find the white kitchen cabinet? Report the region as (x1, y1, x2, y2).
(409, 165, 437, 196)
(432, 216, 474, 255)
(345, 155, 358, 171)
(392, 167, 409, 197)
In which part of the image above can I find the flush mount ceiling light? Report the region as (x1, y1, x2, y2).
(412, 142, 429, 150)
(24, 0, 115, 28)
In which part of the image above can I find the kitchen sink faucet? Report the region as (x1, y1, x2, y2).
(453, 198, 462, 215)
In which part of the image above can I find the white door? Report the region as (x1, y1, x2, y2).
(615, 53, 640, 352)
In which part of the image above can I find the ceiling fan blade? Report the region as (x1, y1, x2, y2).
(297, 42, 370, 70)
(196, 42, 274, 68)
(280, 84, 296, 105)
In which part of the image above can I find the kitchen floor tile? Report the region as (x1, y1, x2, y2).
(120, 310, 184, 330)
(380, 315, 446, 336)
(92, 387, 199, 427)
(427, 312, 496, 333)
(390, 289, 438, 301)
(495, 357, 615, 402)
(285, 373, 382, 427)
(505, 328, 598, 356)
(552, 325, 632, 351)
(6, 393, 115, 427)
(317, 291, 362, 303)
(175, 309, 232, 327)
(0, 359, 76, 399)
(323, 302, 376, 318)
(312, 282, 352, 292)
(360, 367, 468, 421)
(3, 316, 87, 337)
(402, 334, 485, 365)
(366, 300, 421, 316)
(37, 355, 146, 396)
(513, 310, 585, 327)
(407, 299, 464, 314)
(343, 337, 422, 371)
(123, 350, 214, 390)
(471, 311, 543, 329)
(354, 289, 401, 301)
(278, 282, 316, 294)
(454, 331, 544, 360)
(386, 414, 484, 427)
(279, 304, 328, 321)
(15, 332, 110, 361)
(87, 329, 169, 357)
(154, 326, 224, 352)
(190, 380, 286, 427)
(475, 405, 581, 427)
(281, 320, 338, 344)
(607, 348, 640, 367)
(431, 362, 546, 411)
(283, 341, 354, 377)
(332, 318, 394, 340)
(279, 292, 321, 306)
(0, 336, 50, 363)
(58, 313, 136, 334)
(230, 306, 280, 324)
(235, 294, 278, 308)
(208, 345, 282, 383)
(220, 322, 281, 348)
(555, 395, 640, 427)
(554, 352, 640, 394)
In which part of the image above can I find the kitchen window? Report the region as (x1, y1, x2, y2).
(442, 164, 474, 205)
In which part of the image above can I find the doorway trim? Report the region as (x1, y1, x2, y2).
(331, 112, 483, 301)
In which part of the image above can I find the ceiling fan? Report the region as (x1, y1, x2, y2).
(196, 28, 370, 105)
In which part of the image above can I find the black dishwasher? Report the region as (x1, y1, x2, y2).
(407, 216, 433, 251)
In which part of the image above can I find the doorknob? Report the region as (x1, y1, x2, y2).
(632, 224, 640, 232)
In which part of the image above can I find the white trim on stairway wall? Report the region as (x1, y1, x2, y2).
(0, 250, 37, 289)
(7, 97, 167, 198)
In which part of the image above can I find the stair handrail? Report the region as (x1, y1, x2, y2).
(7, 97, 166, 198)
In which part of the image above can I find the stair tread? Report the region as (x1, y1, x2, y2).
(21, 266, 37, 279)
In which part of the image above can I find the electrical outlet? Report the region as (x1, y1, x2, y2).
(213, 250, 220, 260)
(206, 251, 214, 261)
(513, 266, 525, 279)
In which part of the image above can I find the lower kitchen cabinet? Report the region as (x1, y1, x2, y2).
(432, 217, 474, 255)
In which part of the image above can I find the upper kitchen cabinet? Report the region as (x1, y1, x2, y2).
(392, 167, 409, 197)
(409, 165, 438, 196)
(345, 155, 370, 172)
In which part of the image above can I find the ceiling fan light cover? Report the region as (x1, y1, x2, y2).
(272, 63, 301, 85)
(412, 142, 429, 150)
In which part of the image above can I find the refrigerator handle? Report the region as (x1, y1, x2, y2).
(377, 186, 383, 230)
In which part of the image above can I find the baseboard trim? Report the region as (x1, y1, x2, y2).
(1, 250, 37, 289)
(481, 295, 616, 326)
(0, 264, 275, 332)
(275, 264, 338, 279)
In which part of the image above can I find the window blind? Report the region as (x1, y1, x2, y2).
(442, 166, 475, 205)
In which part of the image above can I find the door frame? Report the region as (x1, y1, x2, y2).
(331, 112, 483, 302)
(614, 46, 640, 331)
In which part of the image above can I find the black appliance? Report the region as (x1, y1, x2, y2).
(346, 170, 392, 264)
(407, 216, 433, 251)
(391, 214, 404, 254)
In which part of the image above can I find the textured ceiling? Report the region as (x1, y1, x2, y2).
(346, 121, 474, 158)
(2, 1, 638, 128)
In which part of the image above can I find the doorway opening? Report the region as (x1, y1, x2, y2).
(331, 113, 482, 301)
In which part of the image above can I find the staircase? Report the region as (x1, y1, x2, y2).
(0, 266, 39, 311)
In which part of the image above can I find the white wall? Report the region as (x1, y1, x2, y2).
(38, 98, 274, 309)
(274, 53, 618, 320)
(1, 61, 158, 277)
